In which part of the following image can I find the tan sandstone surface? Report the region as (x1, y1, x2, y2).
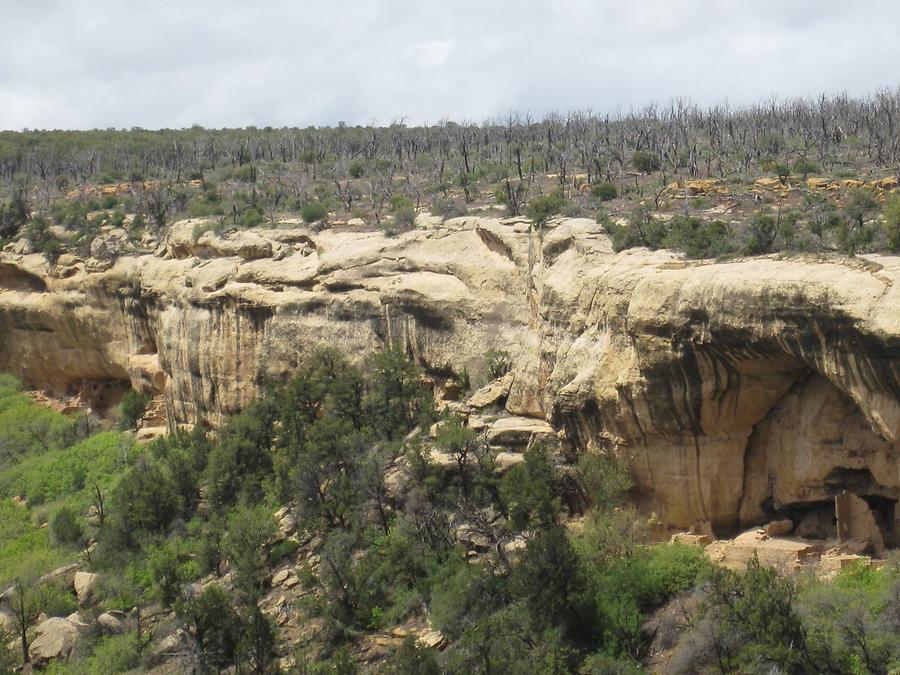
(1, 215, 898, 535)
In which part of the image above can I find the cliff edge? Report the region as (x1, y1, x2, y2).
(1, 216, 898, 535)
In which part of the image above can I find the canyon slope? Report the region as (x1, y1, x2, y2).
(1, 216, 898, 536)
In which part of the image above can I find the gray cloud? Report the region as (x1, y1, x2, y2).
(1, 0, 898, 129)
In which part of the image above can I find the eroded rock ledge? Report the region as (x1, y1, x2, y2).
(1, 215, 898, 536)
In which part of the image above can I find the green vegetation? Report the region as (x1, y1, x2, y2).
(885, 193, 900, 252)
(390, 195, 417, 229)
(605, 195, 900, 258)
(526, 189, 567, 227)
(300, 200, 329, 224)
(590, 181, 618, 202)
(1, 94, 899, 261)
(0, 378, 151, 667)
(1, 343, 898, 671)
(117, 389, 149, 430)
(632, 150, 661, 174)
(671, 557, 900, 673)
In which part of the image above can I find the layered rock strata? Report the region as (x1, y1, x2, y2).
(1, 215, 898, 534)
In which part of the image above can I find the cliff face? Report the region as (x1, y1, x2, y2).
(1, 216, 898, 534)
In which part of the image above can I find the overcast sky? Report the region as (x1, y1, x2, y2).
(2, 0, 899, 130)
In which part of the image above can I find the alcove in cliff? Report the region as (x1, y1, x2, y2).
(738, 373, 899, 547)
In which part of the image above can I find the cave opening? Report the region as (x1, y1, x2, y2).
(760, 493, 897, 549)
(734, 367, 899, 552)
(859, 494, 897, 548)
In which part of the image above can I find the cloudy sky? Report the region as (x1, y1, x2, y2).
(2, 0, 899, 130)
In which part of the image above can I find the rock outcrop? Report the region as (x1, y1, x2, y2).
(73, 571, 98, 606)
(29, 617, 82, 667)
(1, 215, 898, 535)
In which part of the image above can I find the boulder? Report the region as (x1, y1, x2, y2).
(197, 230, 273, 259)
(89, 230, 131, 260)
(272, 569, 291, 587)
(96, 612, 126, 634)
(763, 519, 794, 537)
(278, 513, 298, 538)
(66, 612, 90, 628)
(794, 508, 836, 540)
(468, 372, 513, 409)
(39, 563, 80, 586)
(486, 416, 555, 446)
(418, 629, 447, 649)
(494, 451, 525, 471)
(73, 571, 98, 606)
(12, 238, 35, 255)
(136, 426, 167, 443)
(29, 617, 82, 667)
(670, 532, 713, 546)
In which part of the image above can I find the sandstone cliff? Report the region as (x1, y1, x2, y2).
(1, 216, 898, 535)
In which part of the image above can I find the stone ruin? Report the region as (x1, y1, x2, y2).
(694, 489, 896, 575)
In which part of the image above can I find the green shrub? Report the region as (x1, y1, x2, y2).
(118, 389, 149, 430)
(384, 635, 441, 675)
(609, 206, 667, 251)
(0, 373, 22, 397)
(631, 150, 661, 173)
(0, 190, 31, 241)
(177, 585, 243, 669)
(773, 162, 791, 184)
(0, 394, 75, 461)
(485, 349, 511, 379)
(268, 537, 300, 565)
(512, 525, 594, 642)
(590, 182, 618, 202)
(24, 216, 62, 261)
(431, 197, 467, 218)
(238, 207, 266, 228)
(0, 526, 70, 587)
(621, 544, 709, 606)
(576, 453, 631, 510)
(884, 194, 900, 252)
(526, 190, 567, 227)
(204, 400, 277, 511)
(745, 211, 778, 254)
(223, 504, 277, 598)
(843, 188, 880, 230)
(147, 540, 199, 606)
(663, 215, 735, 258)
(349, 160, 366, 178)
(501, 448, 561, 531)
(695, 555, 811, 672)
(188, 194, 226, 218)
(792, 158, 820, 178)
(229, 164, 257, 183)
(40, 580, 78, 617)
(389, 196, 417, 229)
(392, 206, 417, 228)
(49, 506, 83, 546)
(0, 431, 133, 509)
(108, 457, 179, 544)
(300, 200, 328, 224)
(78, 633, 142, 674)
